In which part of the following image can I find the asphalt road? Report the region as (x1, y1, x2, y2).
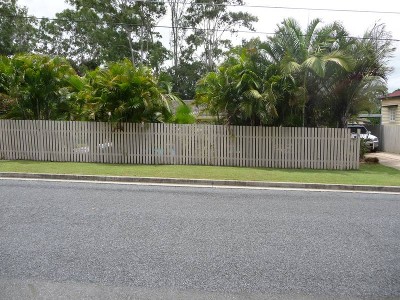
(0, 179, 399, 300)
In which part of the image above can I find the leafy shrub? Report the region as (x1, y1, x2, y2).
(359, 138, 369, 160)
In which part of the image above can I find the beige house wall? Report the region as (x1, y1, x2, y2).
(381, 98, 400, 125)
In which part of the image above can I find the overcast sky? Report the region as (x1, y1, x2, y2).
(20, 0, 400, 92)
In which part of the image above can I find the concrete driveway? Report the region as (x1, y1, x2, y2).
(365, 152, 400, 170)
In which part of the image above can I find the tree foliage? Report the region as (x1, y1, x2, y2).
(0, 0, 37, 55)
(196, 19, 394, 127)
(321, 24, 394, 126)
(196, 44, 277, 126)
(262, 18, 355, 126)
(166, 0, 258, 99)
(0, 54, 77, 120)
(38, 0, 169, 71)
(183, 0, 258, 71)
(73, 59, 182, 123)
(167, 0, 190, 69)
(0, 55, 185, 123)
(0, 0, 396, 127)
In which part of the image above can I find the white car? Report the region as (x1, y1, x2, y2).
(347, 124, 379, 152)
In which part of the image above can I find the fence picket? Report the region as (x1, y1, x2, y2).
(0, 120, 360, 169)
(8, 120, 14, 160)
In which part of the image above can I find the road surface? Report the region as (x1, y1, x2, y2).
(0, 179, 399, 299)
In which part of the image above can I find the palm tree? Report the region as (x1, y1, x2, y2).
(195, 19, 394, 128)
(195, 45, 277, 126)
(322, 24, 394, 127)
(263, 18, 353, 126)
(77, 59, 182, 123)
(0, 54, 77, 120)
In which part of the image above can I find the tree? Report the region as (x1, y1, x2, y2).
(263, 18, 354, 127)
(167, 0, 190, 69)
(0, 0, 37, 55)
(321, 24, 394, 127)
(183, 0, 258, 71)
(195, 44, 277, 126)
(0, 54, 77, 120)
(38, 0, 169, 71)
(75, 59, 182, 123)
(168, 60, 207, 100)
(0, 56, 14, 115)
(195, 19, 395, 127)
(166, 0, 258, 99)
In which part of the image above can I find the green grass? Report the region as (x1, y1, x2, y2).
(1, 160, 399, 186)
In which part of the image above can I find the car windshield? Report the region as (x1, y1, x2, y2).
(349, 126, 367, 134)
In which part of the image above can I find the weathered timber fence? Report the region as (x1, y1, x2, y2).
(368, 125, 400, 154)
(0, 120, 360, 169)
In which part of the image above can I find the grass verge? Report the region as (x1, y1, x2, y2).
(1, 160, 399, 186)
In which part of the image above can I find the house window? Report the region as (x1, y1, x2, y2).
(389, 107, 397, 122)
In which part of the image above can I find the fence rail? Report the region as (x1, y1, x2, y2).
(0, 120, 360, 169)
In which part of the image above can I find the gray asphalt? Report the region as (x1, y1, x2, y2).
(0, 179, 399, 300)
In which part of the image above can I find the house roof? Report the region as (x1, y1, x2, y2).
(384, 90, 400, 99)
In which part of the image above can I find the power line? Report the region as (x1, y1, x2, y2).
(74, 0, 400, 15)
(8, 0, 400, 42)
(11, 14, 400, 43)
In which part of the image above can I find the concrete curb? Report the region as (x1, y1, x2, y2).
(1, 172, 400, 193)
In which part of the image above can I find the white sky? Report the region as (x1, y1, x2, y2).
(20, 0, 400, 92)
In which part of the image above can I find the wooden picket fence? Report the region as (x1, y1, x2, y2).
(0, 120, 360, 169)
